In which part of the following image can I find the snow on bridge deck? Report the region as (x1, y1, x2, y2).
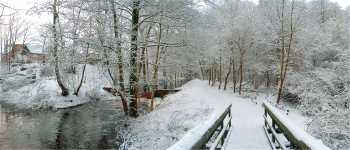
(185, 80, 271, 149)
(167, 80, 328, 150)
(167, 80, 271, 150)
(225, 97, 271, 150)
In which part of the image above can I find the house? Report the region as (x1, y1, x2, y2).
(1, 44, 47, 64)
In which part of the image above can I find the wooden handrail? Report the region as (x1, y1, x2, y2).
(192, 104, 232, 149)
(209, 115, 232, 150)
(263, 102, 309, 150)
(168, 104, 232, 150)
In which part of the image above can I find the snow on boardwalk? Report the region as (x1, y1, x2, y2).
(225, 98, 271, 150)
(129, 79, 234, 150)
(136, 79, 271, 150)
(164, 80, 271, 150)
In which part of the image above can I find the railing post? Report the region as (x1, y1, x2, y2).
(264, 109, 267, 127)
(221, 135, 224, 147)
(272, 120, 277, 143)
(189, 104, 232, 150)
(229, 105, 232, 127)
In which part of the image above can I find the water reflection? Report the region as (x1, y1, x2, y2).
(0, 100, 125, 149)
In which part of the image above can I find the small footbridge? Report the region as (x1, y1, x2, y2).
(168, 102, 330, 150)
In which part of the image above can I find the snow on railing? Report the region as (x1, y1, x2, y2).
(263, 102, 330, 150)
(167, 104, 232, 150)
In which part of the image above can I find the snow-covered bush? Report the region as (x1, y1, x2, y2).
(307, 110, 350, 149)
(285, 55, 350, 149)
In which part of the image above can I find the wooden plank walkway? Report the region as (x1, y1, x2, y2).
(224, 100, 271, 150)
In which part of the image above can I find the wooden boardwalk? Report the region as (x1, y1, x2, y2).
(224, 100, 271, 150)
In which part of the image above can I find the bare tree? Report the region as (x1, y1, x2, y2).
(276, 0, 295, 104)
(53, 0, 69, 96)
(223, 57, 233, 90)
(129, 0, 141, 117)
(110, 0, 128, 115)
(150, 19, 162, 111)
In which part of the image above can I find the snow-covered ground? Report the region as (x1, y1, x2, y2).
(126, 80, 232, 149)
(0, 63, 112, 109)
(125, 80, 329, 150)
(0, 63, 339, 149)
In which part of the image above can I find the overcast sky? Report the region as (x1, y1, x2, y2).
(1, 0, 349, 24)
(0, 0, 349, 46)
(329, 0, 350, 7)
(248, 0, 350, 8)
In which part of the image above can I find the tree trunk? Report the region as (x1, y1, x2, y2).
(232, 57, 236, 93)
(143, 49, 148, 82)
(239, 52, 244, 95)
(253, 72, 257, 89)
(174, 72, 177, 88)
(199, 60, 205, 80)
(150, 21, 162, 111)
(129, 0, 140, 117)
(277, 0, 295, 104)
(218, 55, 222, 89)
(224, 57, 233, 90)
(209, 59, 212, 85)
(74, 43, 89, 96)
(139, 25, 152, 83)
(53, 0, 69, 96)
(211, 62, 216, 87)
(266, 71, 270, 88)
(111, 0, 128, 114)
(69, 3, 83, 75)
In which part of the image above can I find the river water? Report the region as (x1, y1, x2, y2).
(0, 99, 127, 149)
(0, 64, 5, 75)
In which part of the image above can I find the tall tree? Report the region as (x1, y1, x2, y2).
(53, 0, 69, 96)
(129, 0, 140, 117)
(276, 0, 295, 104)
(110, 0, 128, 115)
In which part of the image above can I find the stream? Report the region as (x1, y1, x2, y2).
(0, 99, 127, 149)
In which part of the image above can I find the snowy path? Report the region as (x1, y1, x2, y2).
(225, 98, 271, 150)
(137, 80, 330, 150)
(186, 81, 271, 149)
(131, 80, 272, 149)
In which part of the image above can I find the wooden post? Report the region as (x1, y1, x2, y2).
(218, 55, 222, 89)
(174, 72, 177, 88)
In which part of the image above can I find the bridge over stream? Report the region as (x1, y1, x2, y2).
(168, 98, 330, 150)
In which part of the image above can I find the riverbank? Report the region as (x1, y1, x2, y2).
(0, 98, 127, 149)
(0, 63, 112, 109)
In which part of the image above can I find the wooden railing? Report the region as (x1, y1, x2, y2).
(263, 102, 309, 150)
(154, 89, 181, 98)
(168, 104, 232, 150)
(192, 104, 232, 150)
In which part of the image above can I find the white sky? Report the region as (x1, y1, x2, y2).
(0, 0, 50, 46)
(331, 0, 350, 8)
(248, 0, 350, 8)
(0, 0, 50, 25)
(0, 0, 349, 45)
